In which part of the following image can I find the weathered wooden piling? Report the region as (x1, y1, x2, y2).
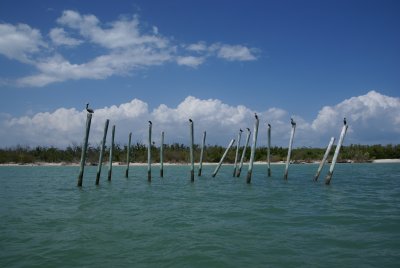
(198, 131, 206, 176)
(125, 132, 132, 178)
(160, 131, 164, 177)
(77, 113, 92, 187)
(236, 128, 251, 177)
(325, 123, 348, 185)
(189, 119, 194, 182)
(233, 129, 243, 177)
(107, 125, 115, 181)
(267, 123, 271, 177)
(284, 118, 296, 180)
(96, 119, 109, 185)
(148, 121, 152, 182)
(212, 139, 235, 177)
(246, 114, 260, 183)
(314, 137, 335, 181)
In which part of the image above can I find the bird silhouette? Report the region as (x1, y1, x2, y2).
(239, 128, 243, 132)
(86, 103, 94, 114)
(291, 117, 296, 126)
(343, 117, 347, 125)
(189, 119, 193, 123)
(255, 113, 258, 120)
(148, 121, 152, 125)
(246, 127, 250, 132)
(268, 123, 271, 128)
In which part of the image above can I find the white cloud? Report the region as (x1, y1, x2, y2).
(216, 44, 257, 61)
(176, 56, 205, 67)
(1, 91, 399, 148)
(0, 10, 259, 87)
(0, 23, 46, 63)
(49, 27, 82, 46)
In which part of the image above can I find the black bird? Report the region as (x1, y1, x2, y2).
(343, 117, 347, 125)
(240, 128, 243, 132)
(291, 117, 296, 126)
(246, 127, 250, 132)
(255, 113, 258, 120)
(149, 120, 152, 125)
(86, 103, 94, 114)
(189, 119, 193, 123)
(268, 123, 271, 128)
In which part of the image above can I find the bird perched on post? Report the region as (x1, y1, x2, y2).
(240, 128, 243, 133)
(343, 117, 347, 125)
(268, 123, 271, 128)
(291, 117, 296, 126)
(148, 120, 152, 125)
(255, 113, 258, 120)
(246, 127, 250, 132)
(86, 103, 94, 114)
(189, 119, 193, 123)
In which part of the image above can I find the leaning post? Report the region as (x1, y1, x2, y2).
(77, 113, 92, 187)
(236, 128, 251, 177)
(314, 137, 335, 181)
(246, 114, 260, 184)
(233, 129, 243, 177)
(107, 125, 115, 181)
(325, 123, 348, 185)
(198, 131, 206, 176)
(283, 118, 296, 180)
(267, 123, 272, 177)
(212, 139, 235, 177)
(96, 119, 109, 185)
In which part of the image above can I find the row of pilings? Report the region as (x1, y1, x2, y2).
(77, 113, 348, 187)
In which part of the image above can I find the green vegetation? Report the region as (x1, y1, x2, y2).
(0, 143, 399, 165)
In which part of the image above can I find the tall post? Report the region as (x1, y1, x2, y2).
(77, 113, 92, 187)
(236, 128, 251, 177)
(96, 119, 109, 185)
(148, 121, 152, 182)
(284, 118, 296, 180)
(107, 125, 115, 181)
(198, 131, 206, 176)
(246, 114, 260, 184)
(314, 137, 335, 181)
(212, 139, 235, 177)
(233, 129, 243, 177)
(125, 132, 132, 178)
(267, 123, 271, 177)
(325, 123, 348, 185)
(160, 131, 164, 178)
(189, 119, 194, 182)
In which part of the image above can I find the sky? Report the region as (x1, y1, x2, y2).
(0, 0, 399, 148)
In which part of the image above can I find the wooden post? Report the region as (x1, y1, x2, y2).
(212, 139, 235, 177)
(267, 123, 271, 177)
(125, 132, 132, 178)
(284, 118, 296, 180)
(96, 119, 109, 185)
(314, 137, 335, 181)
(198, 131, 206, 176)
(148, 121, 152, 182)
(107, 125, 115, 181)
(189, 119, 194, 182)
(160, 131, 164, 177)
(325, 124, 348, 185)
(77, 113, 92, 187)
(246, 114, 260, 183)
(236, 128, 251, 177)
(233, 129, 243, 177)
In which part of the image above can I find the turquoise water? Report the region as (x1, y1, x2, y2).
(0, 163, 399, 267)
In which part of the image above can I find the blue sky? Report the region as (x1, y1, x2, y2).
(0, 0, 399, 147)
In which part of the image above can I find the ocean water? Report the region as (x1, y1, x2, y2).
(0, 163, 399, 267)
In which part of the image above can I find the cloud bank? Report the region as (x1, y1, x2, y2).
(1, 91, 399, 148)
(0, 10, 258, 87)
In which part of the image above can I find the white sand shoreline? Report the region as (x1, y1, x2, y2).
(0, 159, 399, 167)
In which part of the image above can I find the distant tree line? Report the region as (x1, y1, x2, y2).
(0, 143, 399, 164)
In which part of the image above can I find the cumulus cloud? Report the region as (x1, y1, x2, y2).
(0, 10, 259, 87)
(2, 91, 399, 148)
(0, 23, 46, 63)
